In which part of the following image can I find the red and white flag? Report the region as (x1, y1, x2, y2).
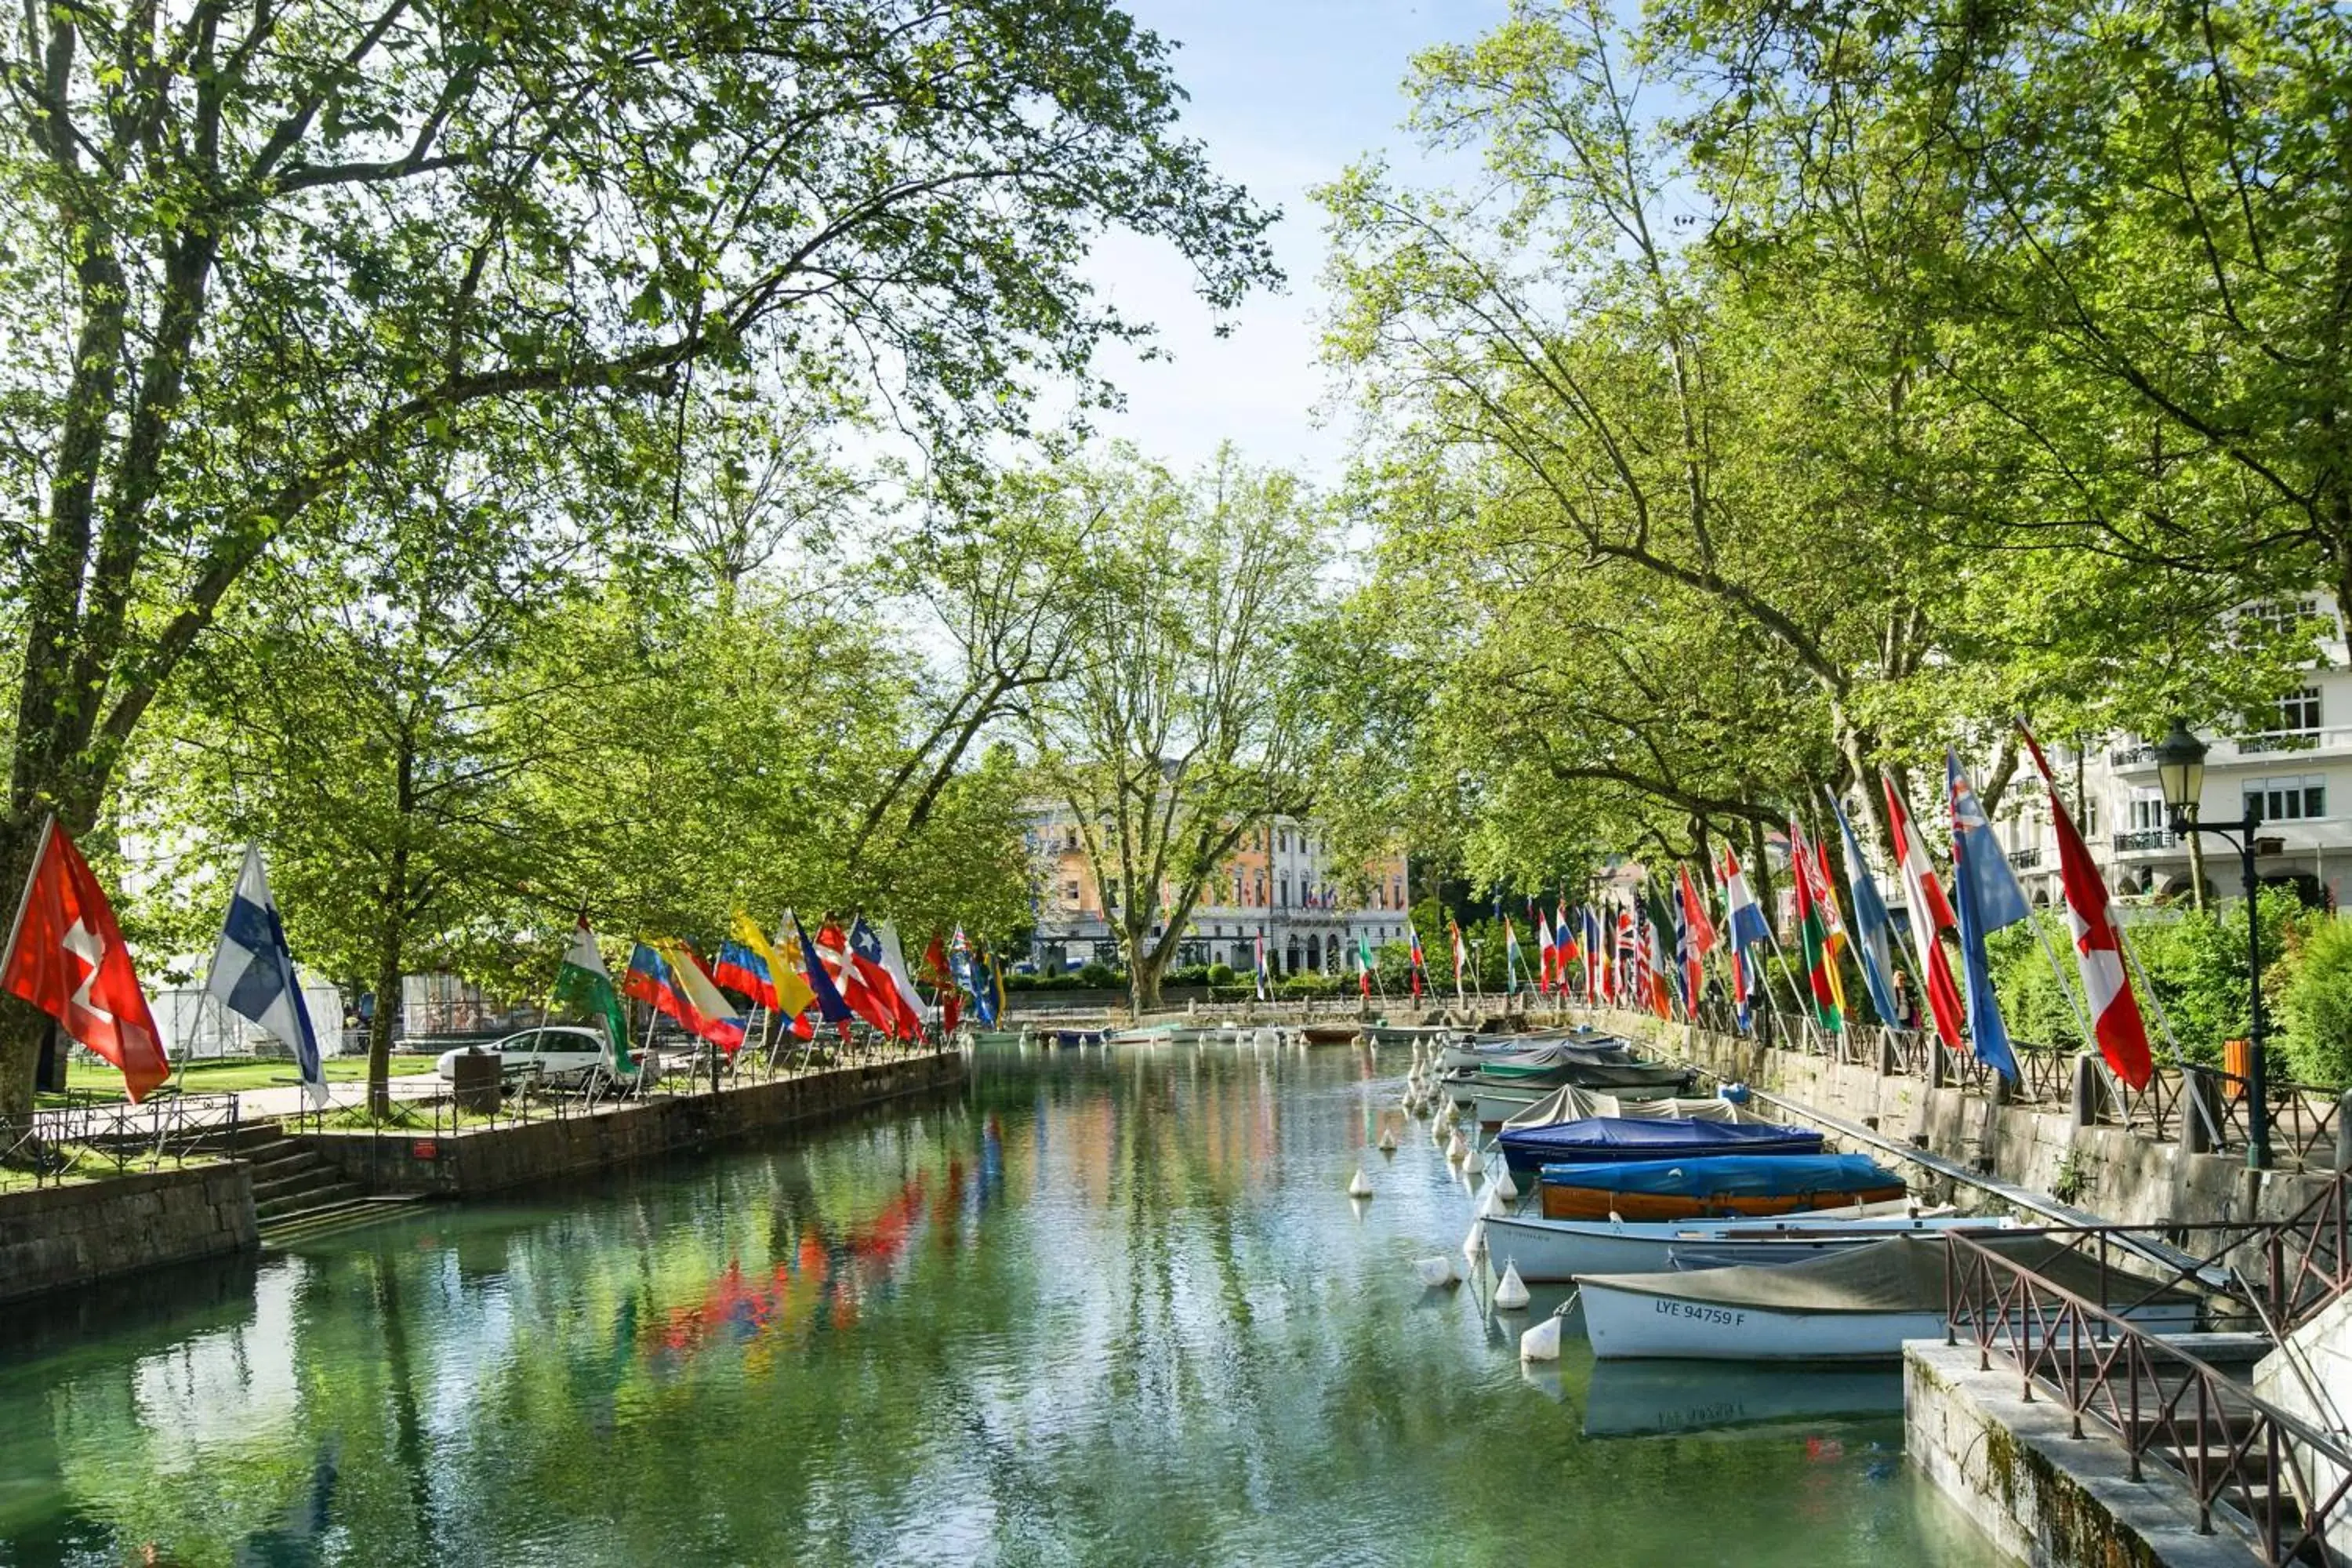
(2018, 723, 2155, 1089)
(2, 818, 171, 1102)
(1882, 778, 1968, 1052)
(1535, 910, 1555, 993)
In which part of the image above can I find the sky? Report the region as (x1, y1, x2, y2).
(1072, 0, 1504, 486)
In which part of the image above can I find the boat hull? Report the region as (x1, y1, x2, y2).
(1537, 1183, 1907, 1222)
(1484, 1213, 1979, 1282)
(1577, 1279, 2200, 1362)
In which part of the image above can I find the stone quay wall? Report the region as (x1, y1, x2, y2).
(1581, 1008, 2340, 1229)
(0, 1163, 258, 1306)
(304, 1051, 967, 1199)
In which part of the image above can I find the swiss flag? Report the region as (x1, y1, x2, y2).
(3, 819, 171, 1102)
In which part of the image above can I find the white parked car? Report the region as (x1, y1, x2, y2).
(434, 1026, 612, 1089)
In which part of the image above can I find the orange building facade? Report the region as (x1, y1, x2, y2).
(1022, 804, 1410, 975)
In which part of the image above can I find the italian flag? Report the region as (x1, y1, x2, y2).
(554, 919, 633, 1072)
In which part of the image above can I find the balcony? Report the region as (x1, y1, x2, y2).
(2111, 828, 2181, 853)
(2005, 845, 2042, 869)
(2108, 745, 2154, 768)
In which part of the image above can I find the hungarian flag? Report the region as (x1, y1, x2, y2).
(1789, 823, 1843, 1033)
(554, 919, 633, 1073)
(2017, 725, 2154, 1089)
(2, 818, 170, 1101)
(1884, 780, 1969, 1053)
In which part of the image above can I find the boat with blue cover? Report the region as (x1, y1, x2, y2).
(1535, 1152, 1907, 1221)
(1497, 1116, 1825, 1178)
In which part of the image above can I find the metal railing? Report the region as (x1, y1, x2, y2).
(1581, 1004, 2350, 1173)
(1947, 1230, 2350, 1566)
(8, 1091, 245, 1187)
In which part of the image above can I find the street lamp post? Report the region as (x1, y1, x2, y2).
(2149, 718, 2270, 1170)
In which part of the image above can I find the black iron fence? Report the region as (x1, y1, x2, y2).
(9, 1092, 245, 1187)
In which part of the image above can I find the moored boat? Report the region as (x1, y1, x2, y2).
(1483, 1207, 1984, 1282)
(1495, 1085, 1748, 1132)
(1497, 1116, 1824, 1179)
(1576, 1234, 2202, 1362)
(1536, 1152, 1907, 1221)
(1299, 1022, 1362, 1045)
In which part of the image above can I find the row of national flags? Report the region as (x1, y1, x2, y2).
(616, 913, 1008, 1063)
(1439, 725, 2154, 1091)
(0, 810, 1011, 1102)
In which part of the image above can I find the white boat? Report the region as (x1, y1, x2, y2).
(1576, 1235, 2203, 1362)
(1484, 1207, 1976, 1282)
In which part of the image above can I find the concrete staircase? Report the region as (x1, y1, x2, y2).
(217, 1125, 424, 1246)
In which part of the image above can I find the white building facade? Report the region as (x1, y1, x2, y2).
(1994, 596, 2352, 909)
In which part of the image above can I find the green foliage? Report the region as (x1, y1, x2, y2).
(1076, 962, 1121, 989)
(2275, 916, 2352, 1087)
(1205, 962, 1238, 986)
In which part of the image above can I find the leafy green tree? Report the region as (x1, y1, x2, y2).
(1025, 445, 1334, 1010)
(0, 0, 1277, 1124)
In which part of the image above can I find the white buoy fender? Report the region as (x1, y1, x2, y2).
(1519, 1312, 1563, 1362)
(1462, 1219, 1486, 1260)
(1493, 1167, 1519, 1203)
(1416, 1254, 1463, 1289)
(1377, 1127, 1399, 1152)
(1479, 1184, 1510, 1218)
(1494, 1261, 1530, 1310)
(1446, 1128, 1469, 1163)
(1346, 1167, 1374, 1199)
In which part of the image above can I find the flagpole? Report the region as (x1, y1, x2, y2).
(2113, 919, 2225, 1148)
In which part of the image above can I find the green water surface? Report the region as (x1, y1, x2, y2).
(0, 1044, 2005, 1566)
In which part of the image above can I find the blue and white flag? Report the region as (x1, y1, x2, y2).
(1947, 751, 2029, 1081)
(205, 846, 325, 1106)
(1828, 789, 1904, 1026)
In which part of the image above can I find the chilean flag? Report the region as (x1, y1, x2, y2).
(2019, 722, 2154, 1089)
(846, 917, 920, 1039)
(2, 818, 171, 1102)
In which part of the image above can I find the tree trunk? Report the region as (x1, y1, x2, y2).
(368, 861, 407, 1120)
(1128, 920, 1167, 1012)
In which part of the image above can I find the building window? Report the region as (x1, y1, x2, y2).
(2129, 790, 2167, 832)
(1278, 876, 1290, 907)
(2244, 775, 2328, 822)
(2241, 597, 2324, 637)
(1063, 880, 1081, 906)
(2245, 686, 2322, 749)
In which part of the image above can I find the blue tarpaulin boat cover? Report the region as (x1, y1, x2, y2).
(1501, 1116, 1823, 1165)
(1534, 1152, 1904, 1197)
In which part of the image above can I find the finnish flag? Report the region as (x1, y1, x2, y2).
(206, 846, 326, 1107)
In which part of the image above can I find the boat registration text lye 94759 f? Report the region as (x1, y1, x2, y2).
(1654, 1300, 1747, 1327)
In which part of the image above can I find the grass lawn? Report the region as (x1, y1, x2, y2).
(38, 1054, 440, 1105)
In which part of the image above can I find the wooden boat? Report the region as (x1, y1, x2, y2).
(1577, 1234, 2202, 1362)
(1536, 1153, 1907, 1221)
(1299, 1022, 1363, 1045)
(1498, 1116, 1824, 1180)
(1049, 1028, 1105, 1047)
(1449, 1058, 1697, 1098)
(1483, 1207, 1983, 1283)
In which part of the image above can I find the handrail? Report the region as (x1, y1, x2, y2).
(1946, 1232, 2350, 1565)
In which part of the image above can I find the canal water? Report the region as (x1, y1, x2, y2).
(0, 1044, 2003, 1566)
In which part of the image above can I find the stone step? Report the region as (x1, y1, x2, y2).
(251, 1168, 337, 1203)
(248, 1149, 326, 1181)
(254, 1181, 361, 1221)
(260, 1196, 426, 1247)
